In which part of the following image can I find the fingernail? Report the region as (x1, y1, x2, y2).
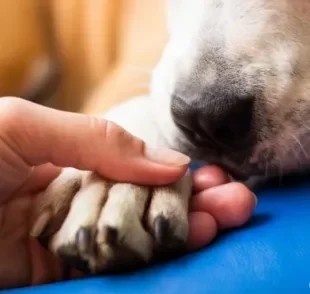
(252, 192, 258, 208)
(145, 147, 190, 166)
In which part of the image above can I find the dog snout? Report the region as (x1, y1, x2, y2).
(171, 88, 255, 149)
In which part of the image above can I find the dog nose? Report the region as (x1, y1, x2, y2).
(171, 91, 254, 148)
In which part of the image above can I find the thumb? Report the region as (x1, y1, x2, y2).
(0, 97, 190, 185)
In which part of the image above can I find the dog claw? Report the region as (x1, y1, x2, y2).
(98, 226, 118, 246)
(76, 227, 95, 256)
(154, 216, 170, 245)
(154, 216, 186, 250)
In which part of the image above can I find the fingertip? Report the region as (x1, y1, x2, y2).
(187, 212, 218, 251)
(192, 165, 230, 192)
(222, 183, 257, 228)
(190, 182, 256, 230)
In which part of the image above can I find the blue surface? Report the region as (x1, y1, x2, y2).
(4, 164, 310, 293)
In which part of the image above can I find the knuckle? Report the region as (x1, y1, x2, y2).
(103, 119, 124, 142)
(96, 118, 144, 153)
(88, 117, 119, 142)
(85, 117, 146, 163)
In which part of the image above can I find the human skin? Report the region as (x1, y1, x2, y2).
(0, 97, 256, 289)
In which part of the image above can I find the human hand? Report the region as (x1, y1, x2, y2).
(0, 97, 256, 289)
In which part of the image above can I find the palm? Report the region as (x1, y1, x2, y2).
(0, 164, 64, 289)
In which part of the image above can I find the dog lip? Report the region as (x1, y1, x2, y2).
(220, 164, 249, 181)
(207, 160, 249, 181)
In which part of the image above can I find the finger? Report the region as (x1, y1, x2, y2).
(190, 183, 257, 229)
(0, 97, 189, 186)
(187, 212, 218, 251)
(192, 165, 230, 192)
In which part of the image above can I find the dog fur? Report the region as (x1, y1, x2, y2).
(31, 0, 310, 273)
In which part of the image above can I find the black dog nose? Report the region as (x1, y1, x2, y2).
(171, 90, 254, 148)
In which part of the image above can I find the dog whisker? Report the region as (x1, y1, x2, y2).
(291, 134, 309, 159)
(301, 123, 310, 133)
(291, 144, 303, 169)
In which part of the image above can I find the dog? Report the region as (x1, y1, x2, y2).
(30, 0, 310, 274)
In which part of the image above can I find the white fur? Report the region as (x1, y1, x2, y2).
(31, 0, 310, 272)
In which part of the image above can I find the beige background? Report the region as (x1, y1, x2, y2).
(0, 0, 168, 114)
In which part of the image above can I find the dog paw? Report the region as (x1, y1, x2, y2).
(30, 168, 192, 274)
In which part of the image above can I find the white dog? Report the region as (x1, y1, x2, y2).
(31, 0, 310, 273)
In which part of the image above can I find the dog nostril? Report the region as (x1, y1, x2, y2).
(206, 95, 255, 147)
(171, 91, 255, 148)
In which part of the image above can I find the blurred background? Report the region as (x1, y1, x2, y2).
(0, 0, 168, 114)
